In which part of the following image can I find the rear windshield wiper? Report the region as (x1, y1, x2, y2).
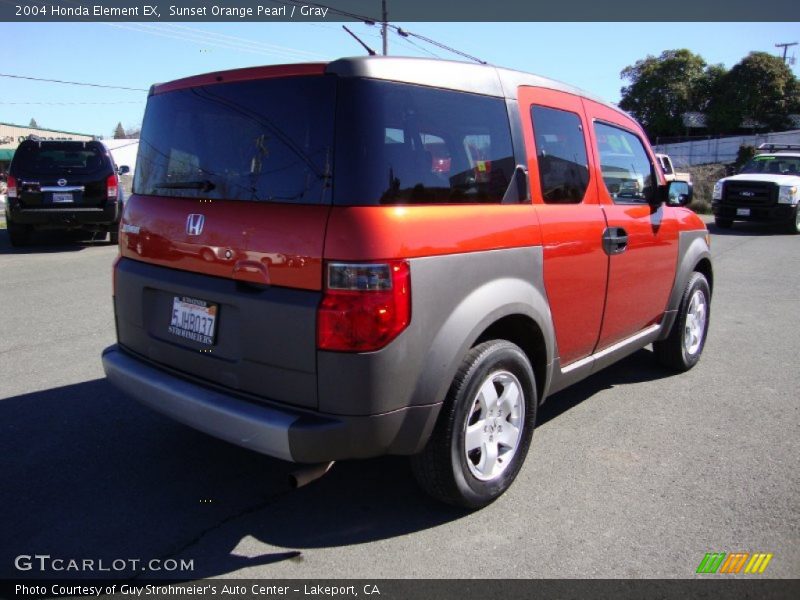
(154, 179, 216, 192)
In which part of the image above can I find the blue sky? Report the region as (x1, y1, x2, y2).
(2, 21, 798, 137)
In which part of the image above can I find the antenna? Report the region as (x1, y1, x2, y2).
(342, 25, 376, 56)
(381, 0, 388, 56)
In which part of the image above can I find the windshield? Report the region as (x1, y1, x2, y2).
(134, 76, 336, 204)
(740, 155, 800, 176)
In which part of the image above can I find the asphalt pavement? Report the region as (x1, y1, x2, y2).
(0, 218, 797, 580)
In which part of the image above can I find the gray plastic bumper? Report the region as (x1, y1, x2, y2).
(102, 345, 440, 463)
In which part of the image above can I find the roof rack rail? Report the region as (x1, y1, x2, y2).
(757, 143, 800, 153)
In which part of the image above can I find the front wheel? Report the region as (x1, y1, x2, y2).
(411, 340, 537, 509)
(654, 272, 710, 372)
(787, 206, 800, 235)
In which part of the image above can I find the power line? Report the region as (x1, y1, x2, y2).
(0, 73, 148, 92)
(163, 23, 324, 59)
(271, 0, 484, 62)
(0, 101, 145, 105)
(106, 23, 325, 61)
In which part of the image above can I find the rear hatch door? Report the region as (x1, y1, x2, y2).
(115, 70, 334, 410)
(11, 141, 112, 207)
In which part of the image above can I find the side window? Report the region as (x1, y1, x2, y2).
(594, 122, 655, 204)
(530, 105, 589, 204)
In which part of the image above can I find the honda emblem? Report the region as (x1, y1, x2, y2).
(186, 214, 205, 236)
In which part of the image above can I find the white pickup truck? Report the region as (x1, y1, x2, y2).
(656, 153, 692, 184)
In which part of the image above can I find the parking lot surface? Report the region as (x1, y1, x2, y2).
(0, 220, 797, 579)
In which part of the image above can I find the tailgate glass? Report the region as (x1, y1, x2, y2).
(134, 76, 335, 205)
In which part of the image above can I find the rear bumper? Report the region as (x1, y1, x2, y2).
(102, 344, 440, 463)
(712, 201, 795, 223)
(6, 200, 120, 229)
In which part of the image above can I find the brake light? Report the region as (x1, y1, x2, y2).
(317, 261, 411, 352)
(6, 175, 16, 198)
(107, 173, 118, 200)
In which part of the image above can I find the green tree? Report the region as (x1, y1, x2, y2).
(113, 122, 126, 139)
(706, 52, 800, 133)
(29, 118, 39, 128)
(619, 49, 712, 140)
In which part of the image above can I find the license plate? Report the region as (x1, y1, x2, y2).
(168, 296, 218, 345)
(52, 193, 73, 203)
(736, 208, 750, 216)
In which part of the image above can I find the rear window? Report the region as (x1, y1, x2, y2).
(334, 79, 516, 205)
(134, 76, 336, 204)
(12, 142, 109, 176)
(133, 75, 516, 206)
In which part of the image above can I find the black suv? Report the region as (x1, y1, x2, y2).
(5, 139, 128, 246)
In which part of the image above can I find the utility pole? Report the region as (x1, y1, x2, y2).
(381, 0, 388, 56)
(775, 42, 798, 64)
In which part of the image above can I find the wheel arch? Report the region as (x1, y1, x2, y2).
(473, 314, 549, 406)
(409, 275, 555, 412)
(657, 231, 713, 341)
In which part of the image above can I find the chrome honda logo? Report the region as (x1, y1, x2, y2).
(57, 179, 67, 187)
(186, 214, 205, 236)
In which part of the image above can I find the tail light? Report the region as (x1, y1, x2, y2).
(107, 173, 119, 200)
(7, 175, 17, 198)
(317, 260, 411, 352)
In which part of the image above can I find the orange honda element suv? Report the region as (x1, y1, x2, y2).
(103, 57, 712, 508)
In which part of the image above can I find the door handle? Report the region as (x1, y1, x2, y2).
(602, 227, 629, 255)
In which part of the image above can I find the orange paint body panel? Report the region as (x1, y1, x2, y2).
(323, 205, 542, 261)
(581, 98, 680, 348)
(518, 86, 609, 365)
(119, 195, 328, 291)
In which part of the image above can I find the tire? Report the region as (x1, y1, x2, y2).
(714, 217, 733, 229)
(7, 220, 31, 247)
(654, 272, 710, 372)
(109, 228, 119, 245)
(786, 206, 800, 235)
(411, 340, 537, 509)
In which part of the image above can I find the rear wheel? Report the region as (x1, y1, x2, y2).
(714, 217, 733, 229)
(654, 272, 710, 372)
(109, 228, 119, 245)
(7, 220, 31, 247)
(411, 340, 537, 509)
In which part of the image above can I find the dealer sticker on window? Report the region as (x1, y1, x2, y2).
(168, 296, 218, 345)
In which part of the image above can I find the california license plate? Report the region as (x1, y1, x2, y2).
(736, 208, 750, 216)
(52, 193, 73, 203)
(168, 296, 218, 345)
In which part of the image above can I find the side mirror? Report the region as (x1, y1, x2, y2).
(667, 180, 692, 206)
(118, 165, 130, 175)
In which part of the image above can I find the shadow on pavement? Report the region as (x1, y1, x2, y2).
(538, 348, 672, 427)
(0, 229, 113, 254)
(707, 220, 793, 237)
(0, 378, 467, 581)
(0, 349, 672, 579)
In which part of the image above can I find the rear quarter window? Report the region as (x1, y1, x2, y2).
(334, 79, 517, 205)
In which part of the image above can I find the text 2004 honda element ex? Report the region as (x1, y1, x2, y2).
(102, 57, 712, 508)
